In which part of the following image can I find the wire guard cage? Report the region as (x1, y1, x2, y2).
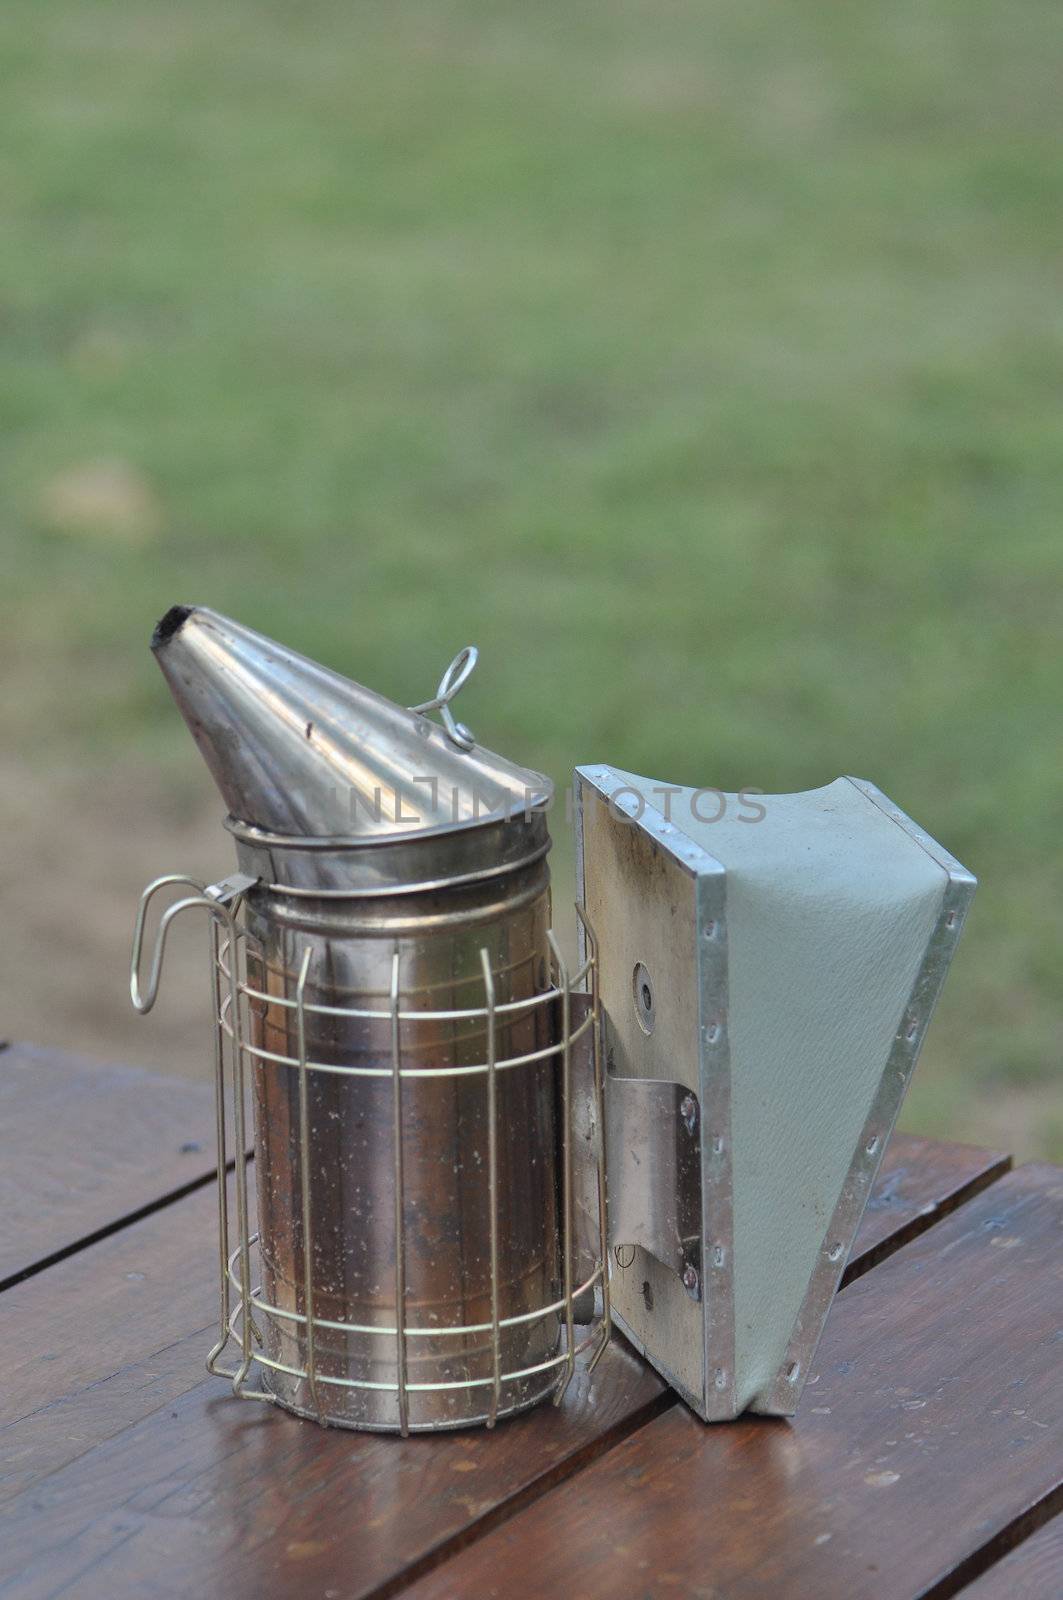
(131, 874, 611, 1434)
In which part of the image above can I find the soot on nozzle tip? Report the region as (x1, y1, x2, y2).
(152, 605, 196, 650)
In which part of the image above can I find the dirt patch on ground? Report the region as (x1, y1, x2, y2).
(0, 756, 230, 1082)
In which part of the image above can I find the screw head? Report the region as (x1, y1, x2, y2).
(681, 1263, 701, 1299)
(679, 1094, 697, 1134)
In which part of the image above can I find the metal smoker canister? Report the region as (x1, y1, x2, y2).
(151, 608, 563, 1430)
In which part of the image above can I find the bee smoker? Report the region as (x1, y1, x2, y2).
(133, 607, 974, 1432)
(132, 607, 607, 1432)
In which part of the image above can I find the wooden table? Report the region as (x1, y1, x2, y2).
(2, 1039, 1060, 1599)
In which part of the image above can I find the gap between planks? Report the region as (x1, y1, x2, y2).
(953, 1506, 1063, 1599)
(0, 1157, 245, 1296)
(933, 1485, 1063, 1600)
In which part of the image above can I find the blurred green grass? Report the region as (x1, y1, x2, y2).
(2, 1, 1061, 1152)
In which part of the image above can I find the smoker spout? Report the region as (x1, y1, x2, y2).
(151, 604, 197, 650)
(151, 606, 551, 840)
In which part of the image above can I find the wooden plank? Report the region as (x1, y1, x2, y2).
(0, 1042, 216, 1286)
(956, 1514, 1063, 1599)
(400, 1164, 1063, 1600)
(0, 1133, 1000, 1503)
(0, 1136, 1011, 1599)
(0, 1113, 998, 1497)
(0, 1345, 668, 1600)
(0, 1183, 222, 1504)
(848, 1130, 1010, 1280)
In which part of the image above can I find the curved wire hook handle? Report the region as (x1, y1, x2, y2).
(408, 645, 478, 751)
(130, 873, 247, 1013)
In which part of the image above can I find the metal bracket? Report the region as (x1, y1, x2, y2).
(204, 872, 260, 906)
(605, 1075, 703, 1297)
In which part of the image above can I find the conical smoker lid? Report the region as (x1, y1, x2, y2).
(151, 606, 552, 841)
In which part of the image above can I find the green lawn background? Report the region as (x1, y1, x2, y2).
(2, 1, 1061, 1153)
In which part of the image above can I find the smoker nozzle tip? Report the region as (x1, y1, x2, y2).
(151, 605, 196, 651)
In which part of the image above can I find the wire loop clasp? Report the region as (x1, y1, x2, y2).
(130, 872, 258, 1013)
(408, 645, 478, 750)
